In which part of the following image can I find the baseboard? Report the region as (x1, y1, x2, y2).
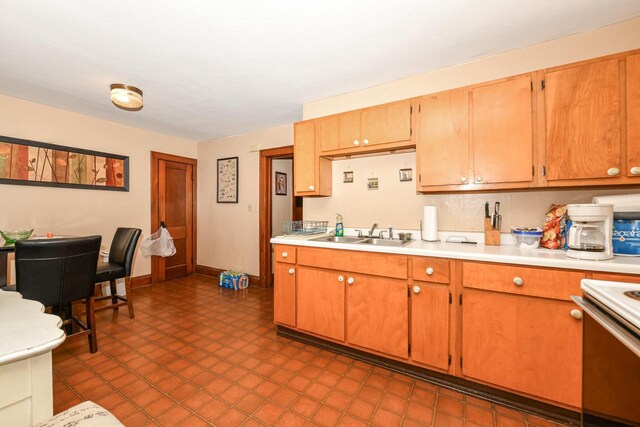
(130, 274, 151, 288)
(196, 265, 262, 287)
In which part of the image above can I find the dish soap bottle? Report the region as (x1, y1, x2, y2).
(335, 213, 344, 237)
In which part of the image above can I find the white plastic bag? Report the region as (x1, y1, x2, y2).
(140, 227, 176, 257)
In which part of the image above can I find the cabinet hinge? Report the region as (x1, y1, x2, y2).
(408, 288, 411, 298)
(460, 357, 463, 368)
(530, 81, 533, 92)
(448, 355, 452, 366)
(459, 294, 463, 305)
(419, 104, 421, 113)
(408, 343, 412, 354)
(410, 106, 413, 114)
(410, 128, 413, 136)
(449, 292, 452, 304)
(541, 80, 546, 90)
(532, 165, 535, 177)
(542, 165, 547, 177)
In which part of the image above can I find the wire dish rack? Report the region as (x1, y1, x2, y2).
(282, 220, 328, 235)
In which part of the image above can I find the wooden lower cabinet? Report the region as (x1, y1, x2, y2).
(296, 266, 345, 341)
(346, 273, 409, 359)
(273, 262, 296, 327)
(410, 282, 450, 370)
(461, 288, 582, 408)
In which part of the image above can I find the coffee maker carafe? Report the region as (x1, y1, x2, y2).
(566, 204, 613, 261)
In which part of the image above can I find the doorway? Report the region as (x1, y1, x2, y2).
(259, 146, 302, 287)
(150, 151, 197, 283)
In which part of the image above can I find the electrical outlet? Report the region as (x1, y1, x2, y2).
(249, 144, 260, 152)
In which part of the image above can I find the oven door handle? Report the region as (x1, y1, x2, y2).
(572, 296, 640, 358)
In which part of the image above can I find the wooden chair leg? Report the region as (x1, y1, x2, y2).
(124, 276, 135, 319)
(86, 296, 98, 353)
(110, 280, 118, 308)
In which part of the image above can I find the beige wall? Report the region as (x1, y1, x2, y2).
(197, 125, 292, 276)
(0, 94, 196, 278)
(303, 17, 640, 232)
(272, 159, 293, 237)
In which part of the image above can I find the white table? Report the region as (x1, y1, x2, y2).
(0, 289, 65, 426)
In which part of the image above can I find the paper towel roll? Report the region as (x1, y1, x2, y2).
(422, 206, 438, 241)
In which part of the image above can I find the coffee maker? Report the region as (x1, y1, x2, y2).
(566, 204, 614, 261)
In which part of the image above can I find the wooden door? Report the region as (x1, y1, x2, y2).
(360, 100, 412, 147)
(473, 76, 534, 184)
(627, 54, 640, 177)
(346, 273, 408, 358)
(338, 110, 361, 150)
(296, 267, 345, 341)
(316, 116, 340, 153)
(293, 121, 316, 194)
(411, 282, 450, 370)
(153, 155, 196, 282)
(274, 262, 296, 326)
(543, 59, 621, 181)
(417, 90, 470, 187)
(461, 289, 582, 407)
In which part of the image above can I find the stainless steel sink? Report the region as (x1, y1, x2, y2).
(309, 236, 366, 244)
(359, 238, 412, 247)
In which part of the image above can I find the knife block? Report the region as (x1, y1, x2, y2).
(484, 218, 501, 246)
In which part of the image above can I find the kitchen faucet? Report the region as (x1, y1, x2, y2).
(368, 223, 378, 237)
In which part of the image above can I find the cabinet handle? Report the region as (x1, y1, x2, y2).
(570, 309, 583, 320)
(460, 176, 467, 183)
(513, 277, 524, 286)
(338, 275, 344, 282)
(607, 167, 620, 176)
(288, 268, 295, 275)
(347, 277, 355, 285)
(630, 166, 640, 175)
(426, 267, 434, 276)
(476, 176, 483, 183)
(413, 285, 421, 294)
(308, 185, 315, 191)
(353, 139, 360, 146)
(281, 252, 288, 258)
(363, 139, 369, 145)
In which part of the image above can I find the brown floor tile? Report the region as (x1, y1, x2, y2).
(291, 395, 321, 418)
(312, 404, 343, 427)
(274, 411, 307, 427)
(271, 387, 300, 408)
(325, 390, 353, 411)
(371, 407, 403, 426)
(465, 403, 494, 426)
(346, 398, 376, 421)
(155, 404, 191, 426)
(216, 407, 250, 427)
(338, 414, 369, 426)
(253, 401, 285, 425)
(496, 413, 527, 426)
(437, 394, 465, 418)
(434, 411, 464, 427)
(406, 401, 435, 424)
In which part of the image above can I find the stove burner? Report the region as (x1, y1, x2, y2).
(624, 290, 640, 301)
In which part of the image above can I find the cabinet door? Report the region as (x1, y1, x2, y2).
(346, 273, 408, 358)
(627, 54, 640, 177)
(544, 59, 621, 181)
(297, 267, 345, 341)
(418, 90, 470, 187)
(338, 110, 361, 150)
(360, 100, 412, 147)
(274, 262, 296, 327)
(293, 121, 317, 194)
(473, 76, 534, 185)
(461, 289, 582, 407)
(316, 116, 340, 153)
(411, 282, 450, 370)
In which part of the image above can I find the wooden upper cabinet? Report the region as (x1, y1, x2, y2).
(293, 120, 332, 196)
(338, 110, 361, 150)
(273, 262, 296, 327)
(543, 58, 622, 181)
(360, 99, 412, 146)
(472, 76, 534, 185)
(627, 54, 640, 178)
(316, 115, 340, 153)
(417, 90, 470, 188)
(346, 273, 408, 359)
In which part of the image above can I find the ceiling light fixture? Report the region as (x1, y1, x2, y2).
(110, 84, 143, 111)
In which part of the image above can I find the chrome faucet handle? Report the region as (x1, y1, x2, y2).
(388, 226, 393, 240)
(355, 229, 363, 238)
(378, 230, 387, 239)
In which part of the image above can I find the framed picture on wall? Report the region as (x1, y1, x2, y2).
(275, 172, 287, 195)
(217, 156, 238, 203)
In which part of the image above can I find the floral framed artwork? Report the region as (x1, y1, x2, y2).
(275, 172, 287, 195)
(217, 156, 238, 203)
(0, 135, 129, 191)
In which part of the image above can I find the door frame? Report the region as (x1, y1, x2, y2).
(150, 151, 198, 284)
(259, 145, 294, 288)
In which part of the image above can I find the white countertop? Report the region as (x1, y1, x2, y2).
(0, 290, 66, 365)
(271, 234, 640, 275)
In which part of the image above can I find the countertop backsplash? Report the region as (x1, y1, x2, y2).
(303, 152, 633, 232)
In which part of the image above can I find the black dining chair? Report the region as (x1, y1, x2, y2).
(94, 228, 141, 319)
(14, 236, 102, 353)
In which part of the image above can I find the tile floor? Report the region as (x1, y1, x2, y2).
(52, 274, 568, 426)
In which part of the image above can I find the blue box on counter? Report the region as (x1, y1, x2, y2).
(612, 219, 640, 256)
(219, 271, 249, 290)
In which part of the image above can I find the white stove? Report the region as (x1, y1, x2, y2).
(581, 279, 640, 332)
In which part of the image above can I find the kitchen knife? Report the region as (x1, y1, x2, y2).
(485, 202, 490, 219)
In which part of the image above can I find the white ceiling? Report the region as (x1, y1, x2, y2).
(1, 1, 639, 141)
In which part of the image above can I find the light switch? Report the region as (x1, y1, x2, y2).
(247, 204, 253, 212)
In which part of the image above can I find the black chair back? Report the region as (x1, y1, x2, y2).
(15, 236, 102, 307)
(108, 228, 141, 276)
